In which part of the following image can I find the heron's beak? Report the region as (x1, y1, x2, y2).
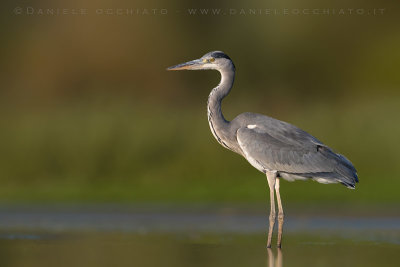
(167, 59, 203, 71)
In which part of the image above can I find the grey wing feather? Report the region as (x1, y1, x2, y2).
(236, 123, 358, 188)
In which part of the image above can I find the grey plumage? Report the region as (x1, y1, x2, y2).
(234, 113, 358, 188)
(168, 50, 358, 247)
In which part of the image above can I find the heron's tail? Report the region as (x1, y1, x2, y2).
(333, 153, 358, 189)
(280, 148, 358, 189)
(309, 148, 358, 189)
(325, 151, 358, 189)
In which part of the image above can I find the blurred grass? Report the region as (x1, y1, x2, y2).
(0, 94, 399, 204)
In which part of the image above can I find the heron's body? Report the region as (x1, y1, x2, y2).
(168, 51, 358, 248)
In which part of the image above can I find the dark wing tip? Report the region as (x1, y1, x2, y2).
(341, 181, 356, 189)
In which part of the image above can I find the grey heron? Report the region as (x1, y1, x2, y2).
(167, 51, 358, 248)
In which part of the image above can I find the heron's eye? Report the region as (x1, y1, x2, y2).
(204, 58, 215, 63)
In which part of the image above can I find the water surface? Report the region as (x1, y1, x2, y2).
(0, 206, 398, 267)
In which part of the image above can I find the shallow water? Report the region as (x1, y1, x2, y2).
(0, 206, 398, 267)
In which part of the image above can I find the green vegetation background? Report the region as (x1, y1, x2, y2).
(0, 0, 399, 205)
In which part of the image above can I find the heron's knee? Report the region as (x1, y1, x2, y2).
(278, 212, 284, 222)
(269, 212, 276, 223)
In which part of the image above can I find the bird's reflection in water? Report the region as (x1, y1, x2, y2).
(267, 248, 282, 267)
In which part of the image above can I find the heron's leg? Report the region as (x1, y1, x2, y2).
(266, 171, 277, 248)
(275, 178, 284, 248)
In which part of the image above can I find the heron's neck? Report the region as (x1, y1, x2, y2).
(207, 66, 235, 148)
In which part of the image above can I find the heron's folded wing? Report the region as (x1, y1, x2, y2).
(236, 127, 338, 173)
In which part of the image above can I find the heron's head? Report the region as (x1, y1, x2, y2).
(167, 51, 235, 71)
